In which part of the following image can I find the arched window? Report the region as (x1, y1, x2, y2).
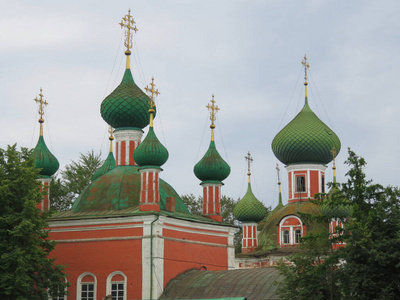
(283, 230, 290, 244)
(106, 271, 127, 300)
(279, 215, 303, 246)
(77, 272, 96, 300)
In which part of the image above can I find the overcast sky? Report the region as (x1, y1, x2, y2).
(2, 0, 400, 209)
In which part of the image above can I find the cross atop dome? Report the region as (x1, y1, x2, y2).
(302, 55, 310, 99)
(245, 151, 253, 180)
(144, 77, 160, 127)
(144, 77, 160, 109)
(206, 94, 219, 141)
(120, 9, 138, 68)
(276, 163, 281, 185)
(34, 88, 48, 136)
(301, 54, 310, 85)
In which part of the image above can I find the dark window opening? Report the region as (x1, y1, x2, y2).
(296, 176, 306, 192)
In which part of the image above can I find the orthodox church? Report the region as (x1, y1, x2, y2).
(30, 10, 342, 300)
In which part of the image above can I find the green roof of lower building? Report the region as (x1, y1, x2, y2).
(91, 151, 116, 181)
(72, 165, 188, 213)
(160, 268, 283, 300)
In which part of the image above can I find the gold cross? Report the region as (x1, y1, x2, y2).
(108, 126, 114, 141)
(276, 163, 281, 183)
(144, 77, 160, 109)
(330, 145, 337, 168)
(301, 54, 310, 84)
(120, 9, 138, 53)
(245, 151, 253, 176)
(34, 88, 48, 121)
(206, 94, 219, 129)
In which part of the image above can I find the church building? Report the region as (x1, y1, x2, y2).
(29, 10, 343, 300)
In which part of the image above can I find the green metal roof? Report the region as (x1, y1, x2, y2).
(133, 127, 168, 168)
(233, 183, 267, 222)
(100, 68, 153, 129)
(160, 268, 282, 300)
(92, 151, 116, 181)
(72, 165, 189, 213)
(194, 141, 230, 184)
(31, 135, 59, 178)
(271, 99, 341, 165)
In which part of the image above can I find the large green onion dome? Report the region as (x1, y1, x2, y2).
(271, 100, 341, 165)
(92, 151, 116, 181)
(193, 141, 231, 184)
(133, 127, 169, 168)
(31, 136, 60, 178)
(234, 183, 267, 222)
(100, 69, 154, 130)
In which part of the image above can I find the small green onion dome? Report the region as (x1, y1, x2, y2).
(320, 185, 351, 219)
(272, 101, 341, 165)
(100, 69, 154, 129)
(92, 151, 116, 181)
(31, 136, 59, 178)
(234, 183, 267, 222)
(193, 141, 231, 183)
(133, 127, 168, 168)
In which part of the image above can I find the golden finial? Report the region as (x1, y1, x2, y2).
(206, 94, 220, 141)
(276, 163, 282, 193)
(301, 55, 310, 99)
(144, 77, 160, 127)
(330, 145, 337, 183)
(34, 88, 48, 136)
(120, 9, 138, 69)
(108, 126, 114, 153)
(245, 151, 253, 183)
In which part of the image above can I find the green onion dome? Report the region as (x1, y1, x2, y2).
(193, 141, 231, 184)
(31, 136, 59, 178)
(320, 185, 351, 219)
(100, 69, 154, 130)
(133, 127, 169, 168)
(271, 101, 341, 165)
(233, 183, 267, 222)
(92, 151, 116, 181)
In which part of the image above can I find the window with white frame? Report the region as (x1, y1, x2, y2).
(106, 271, 127, 300)
(49, 278, 68, 300)
(77, 273, 96, 300)
(295, 229, 301, 244)
(283, 230, 290, 244)
(296, 176, 306, 192)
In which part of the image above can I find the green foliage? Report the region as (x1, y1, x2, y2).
(0, 145, 68, 299)
(276, 149, 400, 299)
(50, 150, 102, 211)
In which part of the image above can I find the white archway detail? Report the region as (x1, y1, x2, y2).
(76, 272, 97, 300)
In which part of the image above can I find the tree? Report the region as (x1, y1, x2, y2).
(276, 149, 400, 299)
(0, 145, 68, 299)
(50, 150, 102, 211)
